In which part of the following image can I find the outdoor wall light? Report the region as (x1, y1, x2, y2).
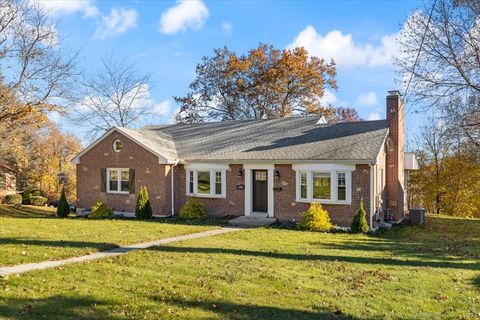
(237, 169, 243, 177)
(274, 168, 280, 177)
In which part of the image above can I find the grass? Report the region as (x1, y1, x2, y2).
(0, 204, 220, 266)
(0, 214, 479, 319)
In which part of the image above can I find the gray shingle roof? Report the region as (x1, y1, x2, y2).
(132, 116, 389, 162)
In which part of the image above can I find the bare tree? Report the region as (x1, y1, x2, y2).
(0, 0, 79, 125)
(396, 0, 480, 147)
(71, 56, 156, 140)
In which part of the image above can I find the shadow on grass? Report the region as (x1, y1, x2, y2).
(155, 296, 360, 320)
(0, 295, 120, 320)
(150, 246, 480, 271)
(0, 238, 118, 251)
(0, 205, 57, 219)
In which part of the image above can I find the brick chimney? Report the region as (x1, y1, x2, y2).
(386, 90, 405, 220)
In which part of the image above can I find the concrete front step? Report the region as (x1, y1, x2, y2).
(229, 216, 277, 228)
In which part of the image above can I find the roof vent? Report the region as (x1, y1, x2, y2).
(316, 116, 328, 125)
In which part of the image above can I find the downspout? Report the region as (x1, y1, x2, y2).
(171, 159, 180, 216)
(369, 163, 375, 232)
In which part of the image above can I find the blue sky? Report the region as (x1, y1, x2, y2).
(40, 0, 423, 146)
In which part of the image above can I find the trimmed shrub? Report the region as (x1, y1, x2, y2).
(3, 194, 22, 205)
(88, 201, 113, 219)
(299, 203, 333, 232)
(351, 199, 369, 233)
(179, 198, 207, 220)
(135, 186, 153, 219)
(30, 189, 46, 197)
(57, 189, 71, 217)
(30, 196, 47, 206)
(21, 190, 31, 204)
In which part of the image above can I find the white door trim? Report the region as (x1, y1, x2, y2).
(243, 164, 274, 218)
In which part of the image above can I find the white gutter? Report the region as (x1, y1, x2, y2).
(171, 159, 180, 216)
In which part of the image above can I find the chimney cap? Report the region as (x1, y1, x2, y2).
(388, 90, 401, 96)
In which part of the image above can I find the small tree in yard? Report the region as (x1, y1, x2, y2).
(57, 189, 70, 217)
(135, 186, 153, 219)
(299, 203, 333, 232)
(351, 199, 369, 233)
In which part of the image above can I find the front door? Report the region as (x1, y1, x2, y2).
(252, 170, 268, 212)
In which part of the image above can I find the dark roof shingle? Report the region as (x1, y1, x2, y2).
(136, 116, 388, 162)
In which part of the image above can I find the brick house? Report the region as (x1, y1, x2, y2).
(73, 91, 411, 229)
(0, 164, 17, 201)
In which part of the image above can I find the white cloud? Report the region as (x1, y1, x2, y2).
(356, 91, 379, 107)
(159, 0, 209, 34)
(319, 89, 338, 106)
(289, 25, 399, 68)
(221, 21, 233, 34)
(152, 100, 171, 116)
(94, 8, 138, 40)
(368, 112, 381, 120)
(32, 0, 100, 18)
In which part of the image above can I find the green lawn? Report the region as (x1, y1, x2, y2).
(0, 205, 220, 266)
(0, 214, 479, 319)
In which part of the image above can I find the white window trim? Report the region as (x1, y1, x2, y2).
(107, 168, 130, 194)
(185, 168, 226, 198)
(243, 163, 274, 218)
(294, 166, 352, 205)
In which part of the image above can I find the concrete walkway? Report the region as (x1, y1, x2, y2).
(0, 227, 242, 277)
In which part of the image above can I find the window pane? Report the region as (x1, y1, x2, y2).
(197, 171, 210, 194)
(215, 171, 222, 195)
(189, 171, 194, 194)
(300, 171, 307, 199)
(337, 172, 346, 201)
(312, 172, 330, 199)
(120, 170, 129, 192)
(109, 170, 118, 191)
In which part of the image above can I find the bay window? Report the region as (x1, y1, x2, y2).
(295, 166, 352, 204)
(186, 168, 226, 198)
(312, 172, 331, 200)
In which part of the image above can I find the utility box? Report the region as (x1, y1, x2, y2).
(410, 208, 425, 225)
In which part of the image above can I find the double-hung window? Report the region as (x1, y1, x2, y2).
(107, 168, 130, 193)
(186, 168, 226, 198)
(295, 167, 352, 204)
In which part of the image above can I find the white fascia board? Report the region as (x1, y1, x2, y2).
(184, 163, 230, 170)
(292, 163, 356, 172)
(71, 127, 173, 165)
(375, 129, 389, 165)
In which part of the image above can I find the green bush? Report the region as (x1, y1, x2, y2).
(299, 203, 333, 232)
(351, 199, 369, 233)
(88, 201, 112, 219)
(30, 196, 47, 206)
(57, 189, 70, 217)
(31, 189, 46, 197)
(179, 198, 207, 220)
(21, 190, 31, 204)
(22, 189, 46, 205)
(135, 186, 153, 219)
(3, 194, 22, 205)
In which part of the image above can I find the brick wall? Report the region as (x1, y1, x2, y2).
(386, 91, 406, 220)
(173, 164, 245, 217)
(273, 164, 371, 227)
(76, 130, 170, 214)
